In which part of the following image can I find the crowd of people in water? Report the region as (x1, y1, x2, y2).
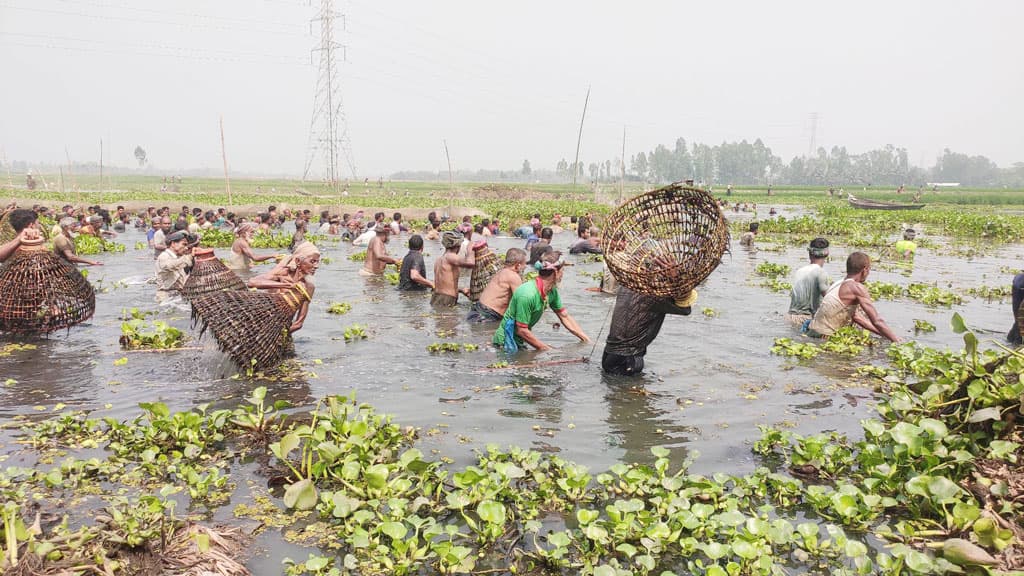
(0, 197, 1019, 375)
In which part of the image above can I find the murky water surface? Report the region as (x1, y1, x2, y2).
(0, 213, 1017, 572)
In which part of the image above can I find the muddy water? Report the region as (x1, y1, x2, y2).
(0, 223, 1017, 572)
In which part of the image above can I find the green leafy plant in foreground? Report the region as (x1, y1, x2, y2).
(12, 312, 1024, 576)
(118, 319, 184, 349)
(343, 324, 367, 342)
(326, 302, 351, 315)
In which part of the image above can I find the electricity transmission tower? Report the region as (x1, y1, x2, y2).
(303, 0, 356, 186)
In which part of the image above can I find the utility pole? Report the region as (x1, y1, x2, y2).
(1, 147, 11, 188)
(808, 112, 818, 158)
(303, 0, 356, 188)
(572, 85, 591, 192)
(619, 126, 626, 204)
(220, 116, 233, 208)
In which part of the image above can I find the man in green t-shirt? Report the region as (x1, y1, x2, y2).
(493, 251, 590, 352)
(894, 228, 917, 260)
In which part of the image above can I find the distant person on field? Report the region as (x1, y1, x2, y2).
(806, 252, 901, 342)
(787, 237, 830, 325)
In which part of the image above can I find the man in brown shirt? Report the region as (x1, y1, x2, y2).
(54, 217, 102, 266)
(469, 248, 526, 322)
(360, 225, 398, 276)
(431, 231, 475, 307)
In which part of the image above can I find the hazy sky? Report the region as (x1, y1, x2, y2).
(1, 0, 1021, 178)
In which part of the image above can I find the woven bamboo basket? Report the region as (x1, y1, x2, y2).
(601, 183, 729, 298)
(181, 248, 246, 301)
(469, 243, 500, 302)
(191, 283, 310, 371)
(0, 238, 95, 334)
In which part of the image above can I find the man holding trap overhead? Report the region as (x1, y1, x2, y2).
(600, 183, 730, 375)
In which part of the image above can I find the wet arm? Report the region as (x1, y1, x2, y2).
(555, 309, 591, 343)
(855, 296, 901, 343)
(61, 248, 100, 266)
(0, 237, 21, 262)
(410, 268, 434, 289)
(248, 271, 294, 290)
(515, 324, 550, 351)
(458, 249, 476, 269)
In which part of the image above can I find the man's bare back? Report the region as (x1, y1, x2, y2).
(479, 267, 523, 315)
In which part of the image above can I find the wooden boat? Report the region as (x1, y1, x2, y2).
(848, 195, 925, 211)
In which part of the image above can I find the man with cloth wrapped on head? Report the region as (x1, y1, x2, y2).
(601, 255, 696, 376)
(786, 237, 831, 325)
(432, 230, 475, 307)
(493, 250, 590, 352)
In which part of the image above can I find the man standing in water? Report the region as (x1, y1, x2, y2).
(739, 222, 758, 247)
(787, 237, 830, 325)
(1006, 271, 1024, 345)
(154, 231, 193, 302)
(152, 216, 171, 259)
(360, 224, 399, 276)
(807, 252, 901, 342)
(601, 256, 695, 375)
(397, 234, 434, 292)
(468, 248, 526, 322)
(432, 231, 475, 307)
(54, 218, 102, 266)
(0, 209, 41, 262)
(493, 251, 590, 352)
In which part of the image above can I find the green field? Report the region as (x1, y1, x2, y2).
(2, 174, 1022, 228)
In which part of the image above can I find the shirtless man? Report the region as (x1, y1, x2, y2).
(468, 248, 526, 322)
(431, 231, 475, 307)
(807, 252, 901, 342)
(360, 224, 398, 276)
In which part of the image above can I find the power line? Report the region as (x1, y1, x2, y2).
(0, 2, 310, 37)
(0, 37, 307, 65)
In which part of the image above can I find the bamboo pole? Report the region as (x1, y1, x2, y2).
(99, 138, 103, 195)
(220, 116, 232, 208)
(444, 139, 454, 218)
(65, 147, 80, 207)
(571, 85, 591, 192)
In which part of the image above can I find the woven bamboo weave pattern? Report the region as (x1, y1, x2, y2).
(469, 244, 500, 302)
(191, 283, 309, 371)
(0, 242, 96, 333)
(181, 248, 246, 301)
(601, 183, 729, 298)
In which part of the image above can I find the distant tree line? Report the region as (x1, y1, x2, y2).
(552, 139, 1022, 188)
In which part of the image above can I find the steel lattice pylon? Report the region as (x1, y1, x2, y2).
(303, 0, 356, 185)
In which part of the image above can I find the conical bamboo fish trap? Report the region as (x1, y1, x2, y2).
(191, 283, 310, 371)
(469, 243, 500, 302)
(601, 183, 729, 298)
(0, 238, 95, 334)
(181, 248, 245, 301)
